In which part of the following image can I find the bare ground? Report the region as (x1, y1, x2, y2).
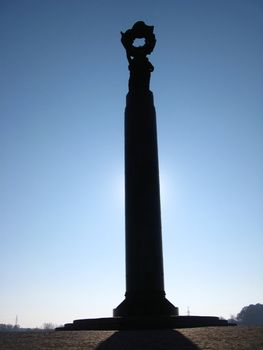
(0, 326, 262, 350)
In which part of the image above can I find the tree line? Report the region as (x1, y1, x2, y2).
(1, 303, 262, 331)
(0, 322, 57, 332)
(228, 303, 263, 326)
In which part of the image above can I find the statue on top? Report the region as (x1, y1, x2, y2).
(121, 21, 156, 93)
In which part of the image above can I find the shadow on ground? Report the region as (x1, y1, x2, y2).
(96, 330, 200, 350)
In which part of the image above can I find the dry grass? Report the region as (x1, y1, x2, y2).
(0, 326, 262, 350)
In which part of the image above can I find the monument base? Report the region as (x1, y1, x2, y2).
(56, 315, 231, 331)
(113, 294, 178, 317)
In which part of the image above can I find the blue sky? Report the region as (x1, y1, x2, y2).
(1, 0, 262, 327)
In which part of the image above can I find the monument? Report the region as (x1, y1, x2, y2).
(56, 22, 230, 330)
(113, 21, 178, 318)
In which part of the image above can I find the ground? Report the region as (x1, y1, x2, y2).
(0, 326, 262, 350)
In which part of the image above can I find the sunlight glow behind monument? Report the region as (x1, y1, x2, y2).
(56, 21, 232, 330)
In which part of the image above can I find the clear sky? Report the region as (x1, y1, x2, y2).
(1, 0, 262, 328)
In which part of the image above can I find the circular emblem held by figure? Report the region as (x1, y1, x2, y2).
(121, 21, 156, 57)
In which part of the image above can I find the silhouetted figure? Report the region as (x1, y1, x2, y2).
(121, 21, 155, 93)
(128, 54, 153, 92)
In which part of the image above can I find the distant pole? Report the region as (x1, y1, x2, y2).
(114, 21, 178, 317)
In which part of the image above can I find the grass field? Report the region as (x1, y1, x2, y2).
(0, 326, 262, 350)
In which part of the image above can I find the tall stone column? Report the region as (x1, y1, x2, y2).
(114, 21, 178, 317)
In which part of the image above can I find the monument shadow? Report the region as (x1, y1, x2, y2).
(96, 330, 200, 350)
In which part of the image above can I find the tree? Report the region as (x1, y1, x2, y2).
(236, 303, 263, 326)
(42, 322, 56, 330)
